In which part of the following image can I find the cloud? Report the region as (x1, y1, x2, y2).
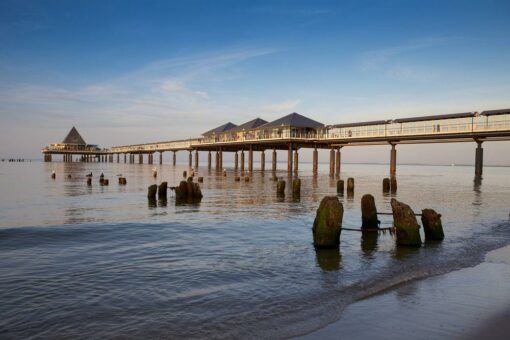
(262, 99, 301, 112)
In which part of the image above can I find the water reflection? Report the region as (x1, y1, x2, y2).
(315, 248, 342, 271)
(391, 244, 421, 261)
(361, 231, 379, 256)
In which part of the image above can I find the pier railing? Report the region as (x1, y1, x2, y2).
(106, 113, 510, 153)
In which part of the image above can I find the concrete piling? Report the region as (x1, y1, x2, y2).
(421, 209, 445, 241)
(312, 196, 344, 248)
(390, 198, 422, 246)
(361, 194, 379, 229)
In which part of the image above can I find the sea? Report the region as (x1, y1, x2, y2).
(0, 160, 509, 338)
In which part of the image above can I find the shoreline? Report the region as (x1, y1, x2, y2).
(298, 244, 510, 340)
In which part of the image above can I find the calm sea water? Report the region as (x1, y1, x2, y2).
(0, 160, 509, 338)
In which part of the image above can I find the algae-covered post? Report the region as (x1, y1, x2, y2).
(390, 198, 422, 246)
(361, 194, 379, 229)
(292, 178, 301, 196)
(158, 182, 168, 199)
(347, 178, 354, 196)
(312, 196, 344, 248)
(421, 209, 445, 240)
(382, 178, 390, 193)
(148, 184, 157, 199)
(337, 180, 344, 194)
(276, 179, 286, 196)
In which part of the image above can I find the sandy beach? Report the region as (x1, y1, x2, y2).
(300, 244, 510, 339)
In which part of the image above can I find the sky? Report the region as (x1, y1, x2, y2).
(0, 0, 509, 164)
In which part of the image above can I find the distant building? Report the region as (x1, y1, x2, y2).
(43, 127, 101, 152)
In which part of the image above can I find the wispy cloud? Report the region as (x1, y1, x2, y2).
(262, 99, 301, 112)
(359, 37, 456, 71)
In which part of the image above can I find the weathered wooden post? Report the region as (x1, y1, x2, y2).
(235, 176, 241, 182)
(361, 194, 379, 229)
(382, 178, 390, 193)
(312, 196, 344, 248)
(148, 184, 157, 199)
(51, 171, 56, 179)
(87, 177, 92, 186)
(421, 209, 445, 240)
(183, 170, 187, 178)
(158, 182, 168, 199)
(197, 177, 203, 183)
(347, 177, 354, 196)
(337, 180, 344, 194)
(103, 179, 109, 186)
(390, 199, 422, 246)
(244, 176, 250, 182)
(276, 179, 286, 196)
(390, 177, 397, 193)
(292, 178, 301, 196)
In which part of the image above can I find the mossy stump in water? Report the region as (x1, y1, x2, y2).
(347, 178, 354, 196)
(382, 178, 390, 193)
(337, 180, 344, 194)
(158, 182, 168, 199)
(421, 209, 445, 241)
(175, 180, 203, 201)
(390, 177, 397, 193)
(276, 179, 286, 196)
(292, 178, 301, 196)
(390, 198, 422, 246)
(361, 194, 379, 229)
(148, 184, 157, 199)
(312, 196, 344, 248)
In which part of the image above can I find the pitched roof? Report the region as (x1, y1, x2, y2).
(229, 118, 268, 132)
(261, 112, 324, 129)
(202, 122, 238, 136)
(62, 126, 86, 145)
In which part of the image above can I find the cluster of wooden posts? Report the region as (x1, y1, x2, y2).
(312, 194, 445, 248)
(148, 170, 203, 202)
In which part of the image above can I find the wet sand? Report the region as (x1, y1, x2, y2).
(299, 245, 510, 340)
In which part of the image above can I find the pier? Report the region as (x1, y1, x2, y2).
(42, 109, 510, 176)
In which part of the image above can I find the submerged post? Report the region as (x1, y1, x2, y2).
(475, 141, 483, 177)
(361, 194, 379, 229)
(390, 199, 422, 246)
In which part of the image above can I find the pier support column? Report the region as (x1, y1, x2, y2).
(390, 144, 397, 176)
(293, 149, 299, 172)
(208, 151, 212, 169)
(335, 148, 341, 177)
(287, 144, 293, 172)
(117, 154, 120, 163)
(159, 152, 163, 165)
(240, 150, 245, 172)
(329, 149, 335, 176)
(215, 150, 219, 170)
(219, 149, 223, 170)
(248, 146, 253, 172)
(313, 147, 318, 174)
(475, 141, 484, 177)
(195, 149, 199, 169)
(123, 153, 126, 163)
(139, 154, 143, 164)
(188, 150, 192, 168)
(272, 149, 277, 172)
(261, 150, 265, 171)
(234, 151, 239, 170)
(173, 151, 176, 166)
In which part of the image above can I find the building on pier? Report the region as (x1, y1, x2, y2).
(42, 127, 107, 162)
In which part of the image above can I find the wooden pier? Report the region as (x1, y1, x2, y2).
(42, 109, 510, 177)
